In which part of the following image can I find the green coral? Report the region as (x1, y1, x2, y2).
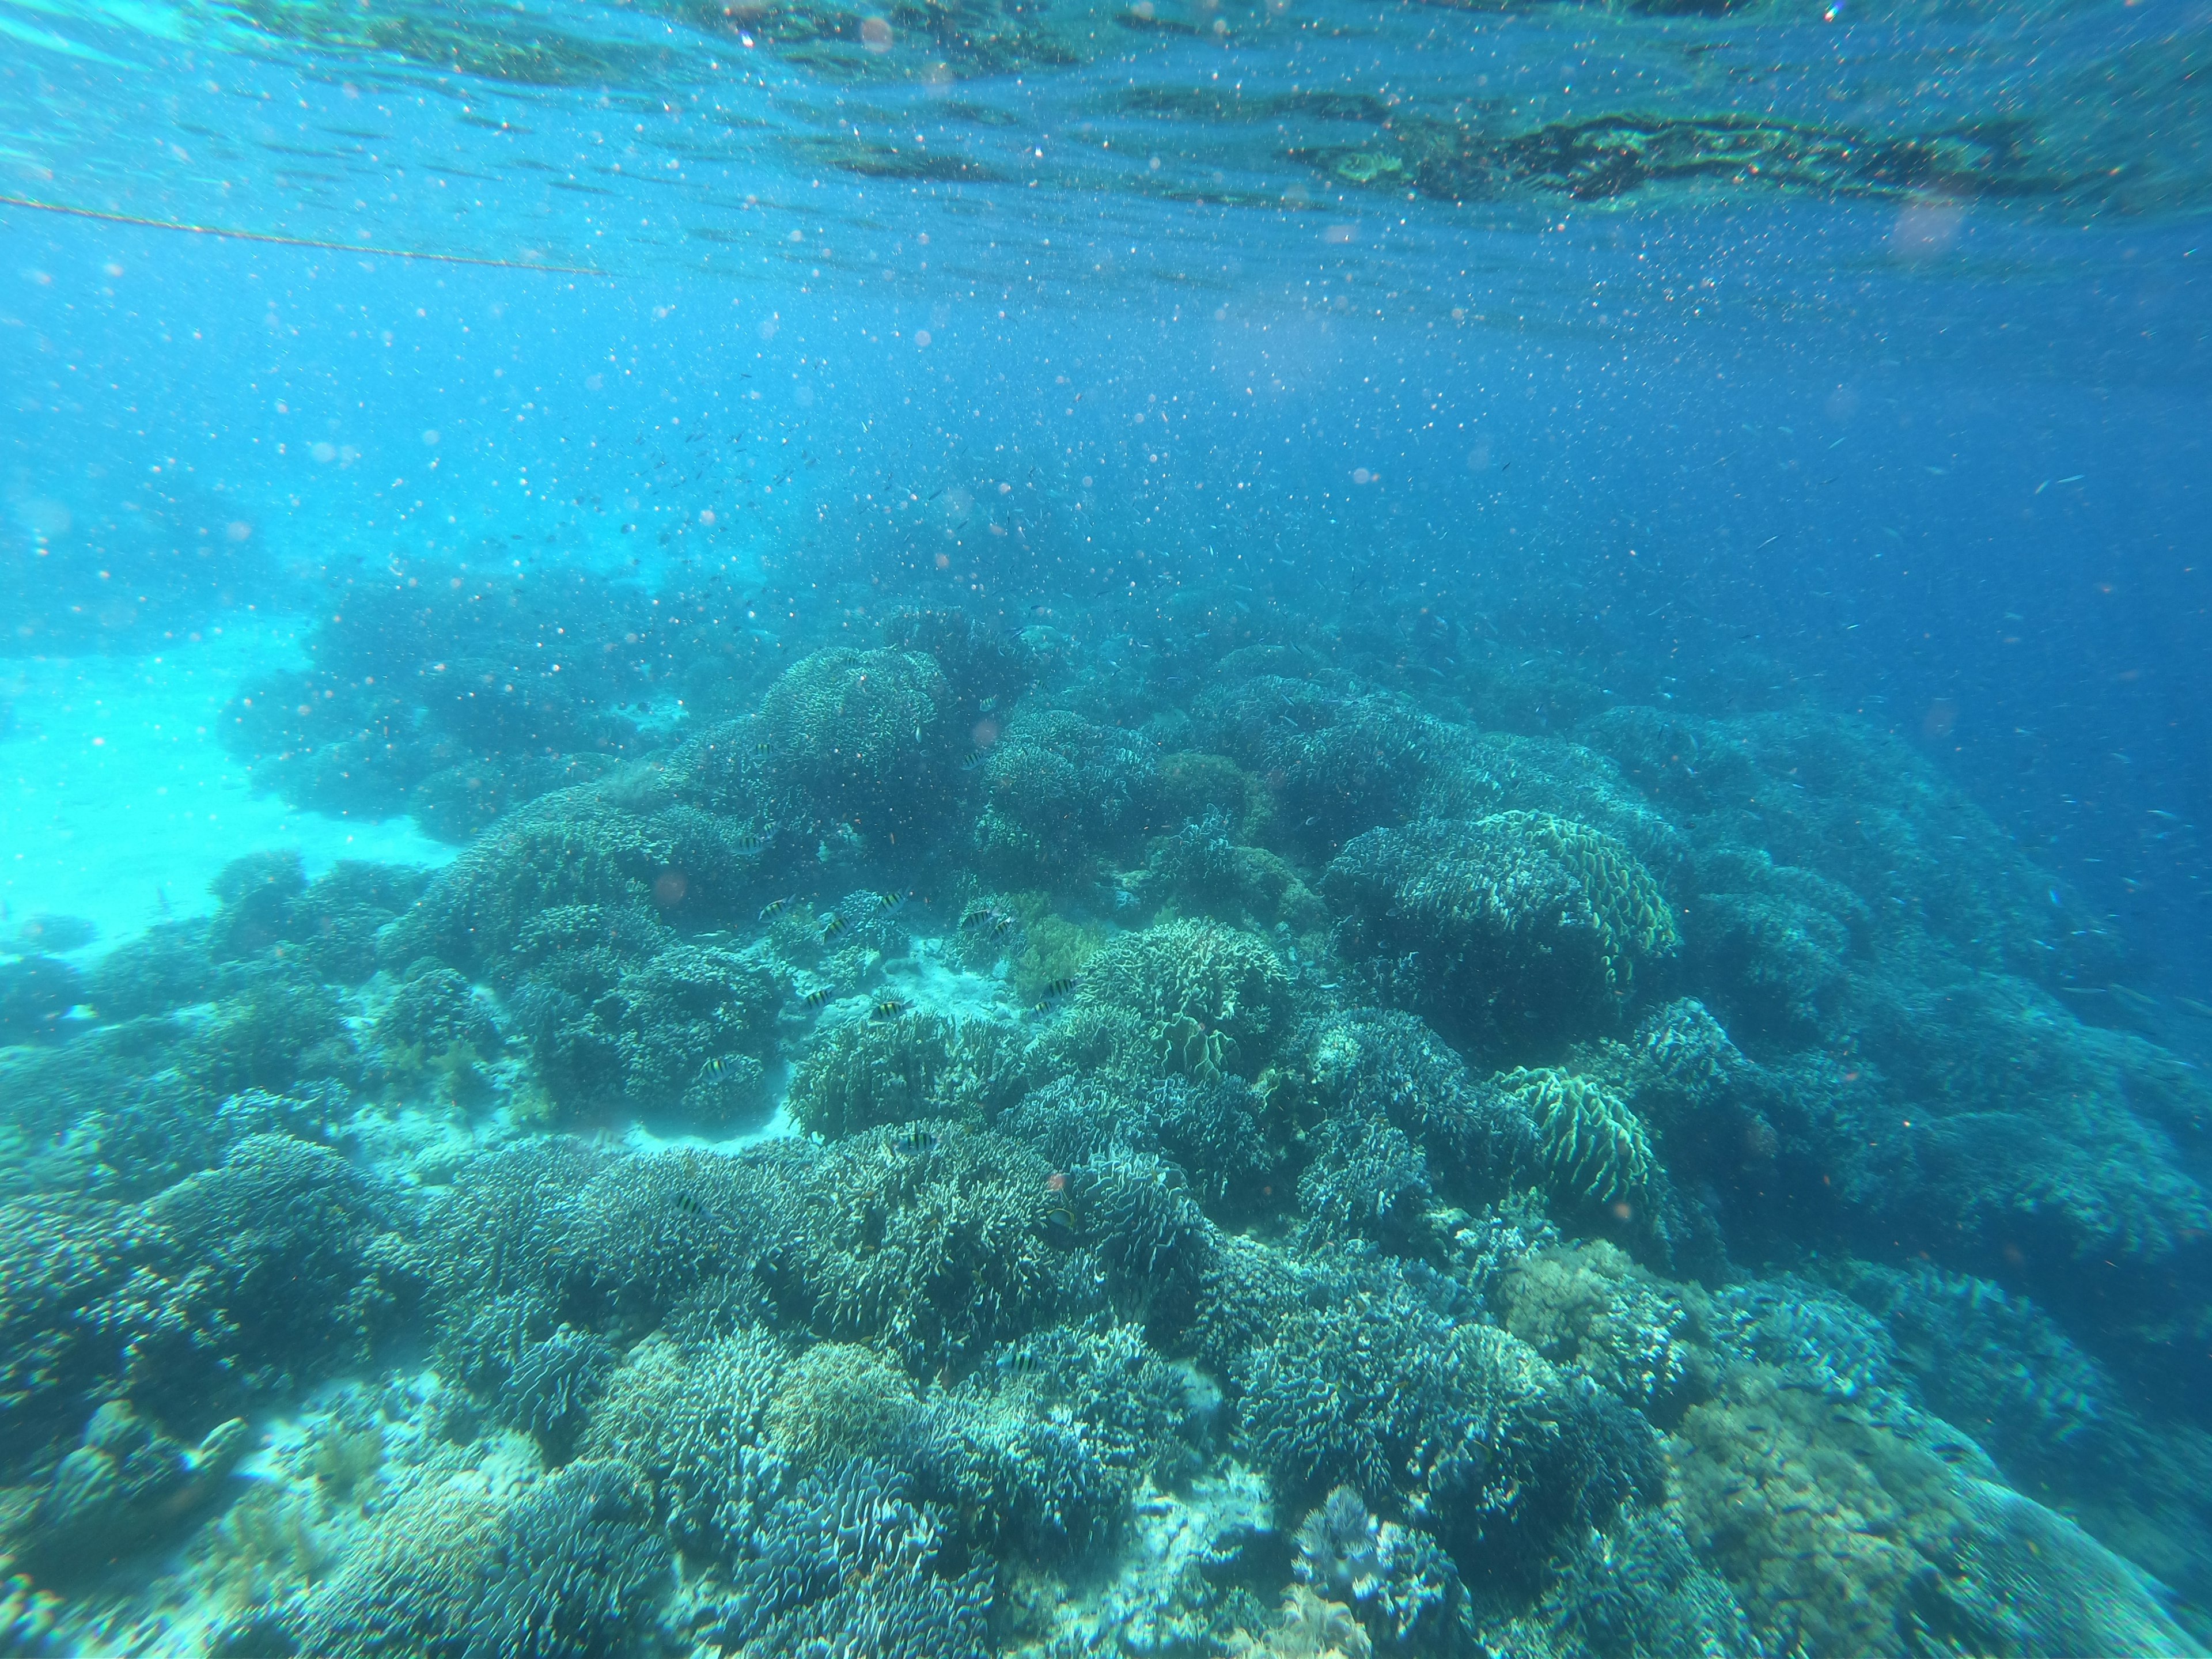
(1520, 813, 1681, 993)
(770, 1126, 1080, 1373)
(974, 709, 1159, 880)
(764, 1341, 919, 1468)
(1497, 1067, 1657, 1215)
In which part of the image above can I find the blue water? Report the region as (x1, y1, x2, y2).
(2, 0, 2210, 1649)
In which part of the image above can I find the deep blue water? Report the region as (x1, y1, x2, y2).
(3, 0, 2211, 1649)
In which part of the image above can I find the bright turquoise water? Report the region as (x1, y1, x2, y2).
(1, 0, 2208, 1652)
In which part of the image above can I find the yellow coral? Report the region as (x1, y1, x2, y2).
(764, 1342, 919, 1467)
(1499, 1066, 1656, 1211)
(1518, 812, 1680, 993)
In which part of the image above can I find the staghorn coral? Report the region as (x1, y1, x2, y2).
(1290, 1009, 1539, 1213)
(373, 961, 499, 1058)
(82, 918, 227, 1021)
(1069, 1150, 1217, 1333)
(219, 564, 689, 838)
(1492, 1067, 1656, 1219)
(513, 938, 781, 1124)
(0, 952, 81, 1045)
(709, 1457, 993, 1659)
(377, 783, 764, 982)
(579, 1327, 789, 1560)
(786, 1011, 1025, 1139)
(897, 1373, 1130, 1563)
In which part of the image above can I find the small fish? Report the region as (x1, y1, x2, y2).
(736, 827, 770, 855)
(959, 749, 990, 772)
(1039, 976, 1077, 1001)
(978, 695, 999, 713)
(876, 891, 906, 912)
(802, 986, 834, 1008)
(991, 913, 1017, 937)
(699, 1056, 729, 1078)
(760, 896, 790, 918)
(821, 914, 847, 940)
(1043, 1204, 1078, 1237)
(872, 996, 911, 1021)
(670, 1190, 707, 1217)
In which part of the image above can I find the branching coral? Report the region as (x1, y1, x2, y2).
(1324, 813, 1677, 1044)
(279, 1459, 672, 1657)
(753, 645, 951, 839)
(1490, 1240, 1704, 1421)
(1291, 1485, 1464, 1653)
(765, 1342, 918, 1469)
(710, 1457, 994, 1659)
(1229, 1252, 1657, 1581)
(139, 1132, 424, 1411)
(1054, 917, 1292, 1083)
(786, 1011, 1025, 1139)
(974, 708, 1159, 878)
(1491, 1067, 1656, 1217)
(579, 1327, 789, 1559)
(774, 1126, 1086, 1373)
(221, 564, 685, 839)
(1194, 677, 1454, 855)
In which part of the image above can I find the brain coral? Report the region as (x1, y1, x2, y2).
(1324, 813, 1679, 1043)
(753, 646, 950, 839)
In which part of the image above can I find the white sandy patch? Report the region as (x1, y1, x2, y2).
(0, 618, 452, 957)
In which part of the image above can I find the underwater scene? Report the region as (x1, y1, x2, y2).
(1, 0, 2210, 1647)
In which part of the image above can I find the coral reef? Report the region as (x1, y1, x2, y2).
(974, 708, 1159, 879)
(7, 584, 2211, 1654)
(1492, 1067, 1656, 1219)
(278, 1458, 671, 1656)
(1046, 916, 1292, 1084)
(785, 1011, 1024, 1138)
